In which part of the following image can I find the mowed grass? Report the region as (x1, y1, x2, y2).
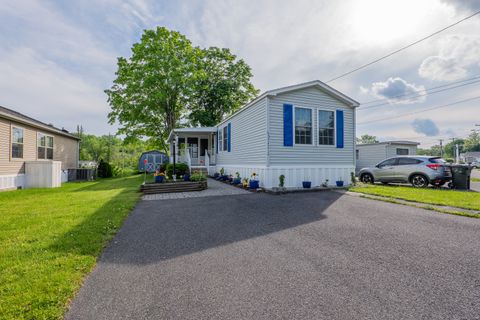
(0, 175, 143, 319)
(352, 184, 480, 211)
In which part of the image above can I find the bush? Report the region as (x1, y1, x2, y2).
(165, 163, 189, 179)
(190, 171, 207, 181)
(97, 159, 113, 178)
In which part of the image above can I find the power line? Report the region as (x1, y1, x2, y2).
(325, 10, 480, 83)
(358, 78, 480, 111)
(357, 95, 480, 125)
(360, 75, 480, 105)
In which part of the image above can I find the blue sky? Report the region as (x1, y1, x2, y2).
(1, 0, 479, 147)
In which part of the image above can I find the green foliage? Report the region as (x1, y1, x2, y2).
(220, 167, 225, 175)
(418, 132, 480, 158)
(279, 174, 285, 187)
(97, 159, 113, 178)
(356, 134, 378, 144)
(106, 27, 200, 152)
(0, 175, 143, 319)
(165, 163, 189, 179)
(188, 47, 258, 126)
(190, 171, 207, 181)
(350, 172, 356, 186)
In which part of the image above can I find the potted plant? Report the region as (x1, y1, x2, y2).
(219, 167, 228, 181)
(249, 172, 260, 189)
(302, 180, 311, 188)
(242, 178, 249, 189)
(321, 179, 329, 188)
(183, 172, 191, 181)
(336, 178, 344, 187)
(233, 172, 241, 185)
(213, 172, 220, 179)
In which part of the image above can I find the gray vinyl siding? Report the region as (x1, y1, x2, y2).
(356, 144, 388, 172)
(216, 98, 267, 165)
(268, 86, 355, 166)
(386, 144, 417, 158)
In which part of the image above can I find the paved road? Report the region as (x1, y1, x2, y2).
(66, 192, 480, 320)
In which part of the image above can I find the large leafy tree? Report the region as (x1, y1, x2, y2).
(106, 27, 199, 152)
(188, 47, 258, 126)
(356, 134, 379, 144)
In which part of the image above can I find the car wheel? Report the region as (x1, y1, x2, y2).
(411, 174, 429, 188)
(360, 173, 374, 184)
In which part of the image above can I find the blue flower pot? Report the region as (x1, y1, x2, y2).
(183, 174, 190, 181)
(249, 180, 259, 189)
(336, 181, 344, 187)
(155, 176, 164, 183)
(302, 181, 311, 188)
(221, 175, 229, 181)
(233, 178, 241, 185)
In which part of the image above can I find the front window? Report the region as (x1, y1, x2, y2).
(396, 148, 409, 155)
(295, 107, 312, 145)
(223, 126, 228, 151)
(38, 133, 54, 160)
(11, 127, 24, 158)
(318, 110, 334, 145)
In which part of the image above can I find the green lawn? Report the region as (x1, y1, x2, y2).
(472, 177, 480, 182)
(0, 175, 143, 319)
(351, 184, 480, 212)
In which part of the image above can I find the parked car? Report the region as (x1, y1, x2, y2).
(358, 156, 452, 188)
(469, 161, 478, 168)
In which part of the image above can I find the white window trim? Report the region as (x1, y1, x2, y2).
(317, 109, 336, 147)
(293, 106, 314, 146)
(218, 129, 223, 152)
(37, 132, 54, 160)
(10, 125, 25, 160)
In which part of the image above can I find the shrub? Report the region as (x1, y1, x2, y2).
(279, 174, 285, 187)
(190, 171, 207, 181)
(165, 163, 189, 179)
(97, 159, 113, 178)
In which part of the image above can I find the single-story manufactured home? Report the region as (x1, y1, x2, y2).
(355, 140, 420, 173)
(168, 80, 359, 188)
(459, 151, 480, 164)
(0, 106, 80, 191)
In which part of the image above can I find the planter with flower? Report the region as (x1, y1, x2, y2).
(232, 172, 241, 185)
(154, 170, 165, 183)
(242, 178, 249, 189)
(249, 172, 260, 189)
(335, 179, 344, 187)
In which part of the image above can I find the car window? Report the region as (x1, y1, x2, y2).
(398, 158, 422, 165)
(378, 158, 397, 167)
(429, 157, 446, 164)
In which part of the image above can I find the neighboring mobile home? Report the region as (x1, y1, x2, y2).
(0, 106, 80, 191)
(168, 80, 359, 188)
(355, 141, 419, 173)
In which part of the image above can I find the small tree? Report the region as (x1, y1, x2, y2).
(356, 134, 378, 144)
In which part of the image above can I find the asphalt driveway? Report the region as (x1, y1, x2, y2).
(66, 192, 480, 320)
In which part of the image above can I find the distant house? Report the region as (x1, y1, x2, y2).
(460, 151, 480, 164)
(0, 106, 80, 191)
(356, 141, 420, 172)
(138, 150, 169, 173)
(168, 80, 359, 188)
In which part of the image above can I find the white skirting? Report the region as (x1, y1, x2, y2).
(0, 174, 25, 191)
(212, 164, 355, 189)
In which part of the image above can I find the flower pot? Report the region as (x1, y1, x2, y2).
(336, 181, 344, 187)
(183, 174, 190, 181)
(249, 180, 259, 189)
(221, 175, 229, 181)
(155, 176, 164, 183)
(233, 178, 241, 185)
(213, 173, 220, 179)
(302, 181, 311, 188)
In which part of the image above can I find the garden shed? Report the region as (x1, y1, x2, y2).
(138, 150, 169, 173)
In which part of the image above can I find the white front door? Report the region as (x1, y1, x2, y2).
(187, 137, 199, 166)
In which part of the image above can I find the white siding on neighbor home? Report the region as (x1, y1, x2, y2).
(386, 144, 417, 158)
(215, 98, 267, 166)
(268, 86, 355, 166)
(356, 144, 387, 172)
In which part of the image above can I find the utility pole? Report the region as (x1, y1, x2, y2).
(439, 139, 443, 158)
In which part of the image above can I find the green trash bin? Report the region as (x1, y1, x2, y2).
(450, 165, 472, 190)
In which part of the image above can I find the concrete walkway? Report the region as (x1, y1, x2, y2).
(142, 178, 250, 201)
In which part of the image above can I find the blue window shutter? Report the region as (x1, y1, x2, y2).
(227, 123, 231, 152)
(336, 110, 344, 148)
(283, 104, 293, 146)
(216, 129, 219, 154)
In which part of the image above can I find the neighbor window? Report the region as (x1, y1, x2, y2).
(318, 110, 334, 145)
(356, 149, 359, 160)
(223, 126, 228, 151)
(11, 127, 24, 159)
(37, 133, 54, 160)
(295, 107, 312, 144)
(218, 130, 223, 152)
(396, 148, 409, 155)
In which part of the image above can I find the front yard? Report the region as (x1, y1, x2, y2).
(0, 175, 142, 319)
(351, 184, 480, 213)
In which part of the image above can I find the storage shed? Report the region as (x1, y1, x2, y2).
(138, 150, 169, 173)
(356, 141, 420, 173)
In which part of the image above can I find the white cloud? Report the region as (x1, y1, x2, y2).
(369, 77, 426, 104)
(418, 35, 480, 81)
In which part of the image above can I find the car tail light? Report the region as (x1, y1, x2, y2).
(427, 164, 441, 170)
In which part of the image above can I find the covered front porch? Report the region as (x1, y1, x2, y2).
(168, 127, 217, 171)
